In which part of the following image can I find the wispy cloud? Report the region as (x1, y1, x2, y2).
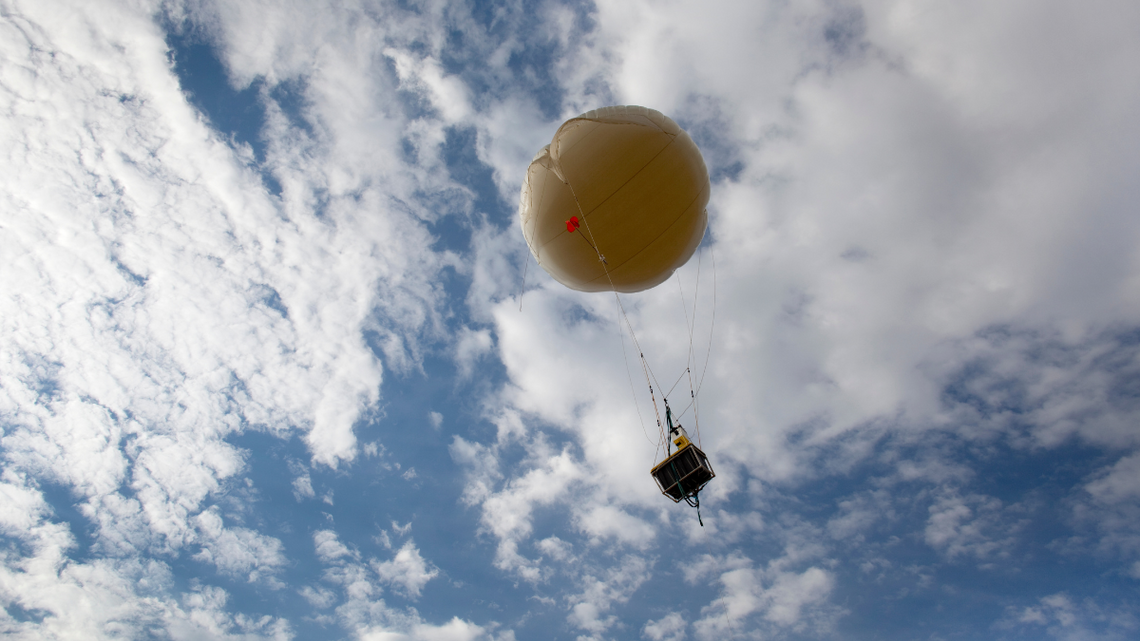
(4, 0, 1140, 637)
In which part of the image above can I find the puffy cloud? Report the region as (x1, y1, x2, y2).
(6, 0, 1140, 637)
(1085, 452, 1140, 506)
(827, 490, 893, 540)
(642, 612, 686, 641)
(0, 523, 290, 641)
(1005, 592, 1140, 641)
(192, 508, 286, 583)
(359, 617, 489, 641)
(455, 327, 494, 379)
(292, 473, 316, 501)
(566, 555, 652, 637)
(166, 585, 294, 641)
(385, 47, 472, 124)
(453, 432, 586, 580)
(924, 490, 1019, 562)
(299, 585, 337, 609)
(1074, 452, 1140, 571)
(373, 541, 440, 598)
(1, 0, 480, 633)
(464, 2, 1140, 628)
(314, 529, 358, 564)
(574, 504, 656, 548)
(692, 562, 838, 639)
(310, 529, 492, 640)
(477, 0, 1140, 487)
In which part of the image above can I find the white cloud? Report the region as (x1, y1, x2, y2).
(314, 529, 357, 564)
(924, 490, 1018, 562)
(458, 436, 585, 580)
(487, 285, 695, 502)
(373, 540, 440, 599)
(312, 529, 492, 640)
(574, 504, 656, 548)
(535, 536, 574, 562)
(0, 512, 290, 641)
(763, 567, 835, 626)
(566, 555, 652, 637)
(922, 329, 1140, 449)
(5, 0, 1140, 637)
(460, 5, 1140, 623)
(455, 327, 494, 379)
(384, 48, 472, 124)
(1, 0, 483, 633)
(0, 471, 53, 535)
(1075, 452, 1140, 572)
(478, 0, 1140, 494)
(827, 490, 892, 540)
(292, 473, 315, 501)
(299, 585, 337, 609)
(1085, 452, 1140, 506)
(681, 552, 750, 586)
(193, 508, 287, 583)
(693, 563, 837, 640)
(683, 508, 764, 547)
(359, 617, 489, 641)
(1004, 592, 1140, 641)
(471, 101, 559, 214)
(676, 545, 841, 640)
(168, 585, 294, 641)
(643, 612, 686, 641)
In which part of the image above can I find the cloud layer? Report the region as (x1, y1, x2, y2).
(2, 0, 1139, 638)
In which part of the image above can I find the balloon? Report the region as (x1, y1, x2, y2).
(519, 105, 710, 293)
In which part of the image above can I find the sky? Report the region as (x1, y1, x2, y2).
(2, 0, 1139, 639)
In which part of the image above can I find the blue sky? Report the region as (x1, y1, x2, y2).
(2, 1, 1140, 639)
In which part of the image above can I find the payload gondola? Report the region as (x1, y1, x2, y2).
(650, 403, 714, 523)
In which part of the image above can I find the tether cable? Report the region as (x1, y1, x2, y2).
(617, 310, 656, 446)
(695, 246, 717, 398)
(665, 367, 689, 400)
(518, 250, 531, 312)
(560, 172, 667, 448)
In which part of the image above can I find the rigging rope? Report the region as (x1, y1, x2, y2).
(674, 257, 705, 447)
(664, 367, 689, 400)
(670, 397, 696, 423)
(518, 250, 531, 312)
(563, 177, 667, 448)
(694, 246, 718, 398)
(689, 249, 703, 447)
(617, 307, 656, 447)
(684, 492, 704, 527)
(557, 168, 717, 463)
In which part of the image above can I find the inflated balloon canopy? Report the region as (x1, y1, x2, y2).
(519, 105, 710, 293)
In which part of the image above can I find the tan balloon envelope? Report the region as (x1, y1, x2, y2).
(519, 105, 710, 293)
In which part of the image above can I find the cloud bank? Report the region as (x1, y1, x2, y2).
(2, 0, 1139, 638)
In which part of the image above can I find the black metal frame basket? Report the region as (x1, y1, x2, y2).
(650, 444, 715, 502)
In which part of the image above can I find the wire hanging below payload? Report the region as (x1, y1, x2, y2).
(685, 490, 704, 527)
(649, 401, 715, 525)
(651, 246, 718, 525)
